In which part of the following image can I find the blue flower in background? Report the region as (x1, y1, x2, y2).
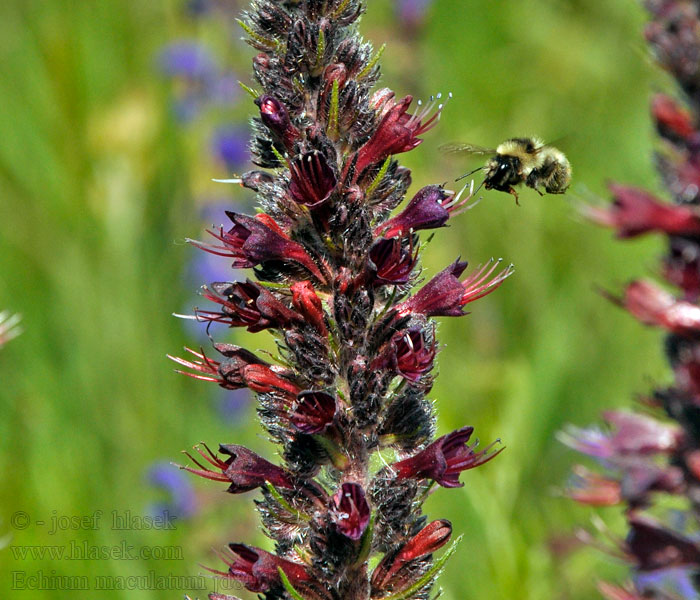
(146, 462, 197, 521)
(635, 567, 699, 599)
(158, 42, 239, 122)
(396, 0, 433, 29)
(159, 42, 216, 80)
(211, 125, 250, 172)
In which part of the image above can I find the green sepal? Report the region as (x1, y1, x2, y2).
(365, 157, 391, 197)
(278, 567, 306, 600)
(238, 81, 260, 100)
(264, 481, 311, 523)
(381, 536, 461, 600)
(357, 44, 385, 80)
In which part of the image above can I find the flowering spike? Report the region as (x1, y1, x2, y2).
(171, 1, 511, 598)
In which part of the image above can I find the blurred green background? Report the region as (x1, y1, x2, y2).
(0, 0, 672, 598)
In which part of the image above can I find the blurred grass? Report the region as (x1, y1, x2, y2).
(0, 1, 671, 598)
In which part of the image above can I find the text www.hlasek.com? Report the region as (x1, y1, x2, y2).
(10, 540, 183, 561)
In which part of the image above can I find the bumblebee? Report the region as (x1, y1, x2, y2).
(442, 137, 571, 204)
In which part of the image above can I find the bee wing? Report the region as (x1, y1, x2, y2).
(439, 142, 496, 155)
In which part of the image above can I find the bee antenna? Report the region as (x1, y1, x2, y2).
(472, 178, 486, 196)
(455, 166, 485, 182)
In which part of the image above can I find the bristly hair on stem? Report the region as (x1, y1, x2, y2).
(170, 2, 511, 599)
(563, 2, 700, 599)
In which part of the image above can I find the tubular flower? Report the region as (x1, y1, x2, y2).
(212, 543, 312, 592)
(255, 94, 300, 150)
(189, 212, 325, 282)
(196, 280, 300, 331)
(397, 258, 513, 317)
(354, 94, 447, 175)
(180, 443, 293, 493)
(289, 151, 338, 208)
(172, 1, 510, 598)
(372, 327, 436, 382)
(622, 279, 700, 335)
(290, 280, 328, 335)
(367, 236, 418, 286)
(377, 184, 474, 238)
(371, 519, 452, 591)
(330, 482, 371, 541)
(564, 3, 700, 597)
(583, 184, 700, 238)
(392, 426, 503, 487)
(290, 390, 337, 434)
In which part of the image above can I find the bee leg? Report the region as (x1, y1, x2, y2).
(508, 187, 520, 206)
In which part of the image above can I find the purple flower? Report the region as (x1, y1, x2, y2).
(396, 0, 433, 29)
(147, 462, 197, 519)
(330, 482, 370, 540)
(392, 426, 503, 487)
(159, 42, 216, 80)
(622, 279, 700, 335)
(559, 411, 681, 459)
(373, 327, 436, 382)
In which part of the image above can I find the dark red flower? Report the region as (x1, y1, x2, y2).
(377, 184, 474, 239)
(626, 514, 700, 571)
(241, 170, 275, 191)
(189, 212, 325, 282)
(211, 543, 311, 592)
(355, 93, 446, 175)
(168, 344, 268, 390)
(394, 328, 436, 381)
(368, 236, 418, 286)
(180, 443, 293, 493)
(242, 363, 301, 400)
(290, 280, 327, 335)
(559, 411, 681, 459)
(392, 426, 503, 487)
(371, 519, 452, 590)
(168, 344, 301, 397)
(622, 279, 700, 335)
(664, 237, 700, 301)
(397, 259, 513, 318)
(330, 482, 370, 540)
(290, 390, 337, 434)
(583, 184, 700, 238)
(289, 151, 338, 208)
(373, 327, 436, 381)
(652, 93, 695, 141)
(196, 281, 300, 332)
(567, 465, 622, 506)
(255, 95, 300, 149)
